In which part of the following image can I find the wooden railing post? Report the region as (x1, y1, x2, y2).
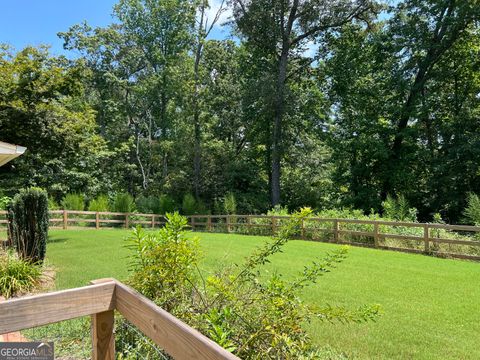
(271, 217, 277, 235)
(96, 212, 100, 230)
(151, 215, 155, 228)
(125, 213, 129, 229)
(424, 224, 430, 253)
(90, 279, 115, 360)
(374, 222, 379, 247)
(91, 310, 115, 360)
(191, 216, 196, 231)
(63, 210, 68, 230)
(227, 216, 231, 233)
(333, 219, 339, 243)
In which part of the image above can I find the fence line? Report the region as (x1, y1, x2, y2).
(1, 211, 479, 261)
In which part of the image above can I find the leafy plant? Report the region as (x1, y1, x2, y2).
(158, 194, 175, 214)
(0, 196, 11, 210)
(0, 250, 42, 298)
(125, 209, 381, 359)
(61, 193, 85, 211)
(88, 195, 110, 212)
(223, 192, 237, 215)
(113, 193, 135, 213)
(7, 188, 49, 263)
(382, 195, 418, 222)
(463, 193, 480, 226)
(181, 193, 197, 215)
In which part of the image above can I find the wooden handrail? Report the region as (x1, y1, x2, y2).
(0, 279, 239, 360)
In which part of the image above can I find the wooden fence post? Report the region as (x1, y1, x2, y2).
(63, 210, 68, 230)
(151, 215, 155, 229)
(301, 218, 305, 239)
(125, 213, 129, 229)
(271, 217, 277, 235)
(191, 216, 196, 231)
(207, 215, 212, 232)
(374, 222, 379, 247)
(96, 212, 100, 230)
(424, 224, 430, 253)
(333, 219, 339, 243)
(226, 216, 231, 233)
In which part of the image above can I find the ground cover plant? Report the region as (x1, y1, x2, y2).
(0, 249, 42, 298)
(40, 227, 480, 359)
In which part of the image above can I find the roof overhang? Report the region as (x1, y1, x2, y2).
(0, 141, 26, 167)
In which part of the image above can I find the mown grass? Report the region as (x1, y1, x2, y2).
(44, 229, 480, 359)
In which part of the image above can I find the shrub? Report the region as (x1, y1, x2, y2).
(124, 209, 380, 359)
(48, 197, 60, 210)
(61, 193, 85, 211)
(463, 193, 480, 226)
(0, 250, 42, 298)
(158, 194, 175, 214)
(135, 195, 153, 214)
(113, 193, 135, 213)
(7, 188, 49, 263)
(181, 193, 197, 215)
(0, 196, 11, 210)
(88, 195, 110, 212)
(381, 194, 417, 222)
(223, 192, 237, 215)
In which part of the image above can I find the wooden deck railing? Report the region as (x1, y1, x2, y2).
(0, 278, 239, 360)
(1, 211, 480, 260)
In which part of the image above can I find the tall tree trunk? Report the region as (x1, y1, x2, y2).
(271, 47, 289, 206)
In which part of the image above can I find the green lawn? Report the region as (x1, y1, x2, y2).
(46, 229, 480, 360)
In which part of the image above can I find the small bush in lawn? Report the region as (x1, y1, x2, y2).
(88, 195, 110, 212)
(113, 193, 135, 213)
(124, 209, 380, 359)
(0, 250, 42, 298)
(61, 193, 85, 210)
(7, 188, 49, 263)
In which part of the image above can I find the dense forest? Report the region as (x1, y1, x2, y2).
(1, 0, 479, 222)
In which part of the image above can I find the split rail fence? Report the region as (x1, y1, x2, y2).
(0, 278, 239, 360)
(1, 211, 480, 261)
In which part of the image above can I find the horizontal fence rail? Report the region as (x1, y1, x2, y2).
(0, 279, 239, 360)
(1, 211, 480, 261)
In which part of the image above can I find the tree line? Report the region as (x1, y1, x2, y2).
(1, 0, 479, 222)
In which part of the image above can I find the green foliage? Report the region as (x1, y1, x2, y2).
(48, 197, 60, 210)
(61, 193, 85, 211)
(463, 193, 480, 226)
(0, 196, 11, 210)
(223, 192, 237, 215)
(88, 195, 110, 212)
(126, 212, 199, 309)
(158, 194, 175, 214)
(126, 209, 380, 358)
(181, 193, 197, 215)
(113, 193, 135, 213)
(7, 188, 49, 263)
(381, 195, 418, 222)
(0, 250, 42, 298)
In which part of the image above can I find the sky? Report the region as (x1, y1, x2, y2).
(0, 0, 231, 56)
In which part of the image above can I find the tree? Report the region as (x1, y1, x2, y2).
(230, 0, 379, 206)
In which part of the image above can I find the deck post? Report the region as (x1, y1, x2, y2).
(91, 310, 115, 360)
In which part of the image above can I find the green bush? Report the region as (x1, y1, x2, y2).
(181, 193, 197, 215)
(88, 195, 110, 212)
(7, 188, 49, 263)
(48, 197, 60, 210)
(0, 250, 42, 298)
(113, 193, 135, 213)
(124, 210, 380, 359)
(223, 192, 237, 215)
(463, 193, 480, 226)
(61, 193, 85, 211)
(381, 195, 417, 222)
(158, 194, 175, 214)
(0, 196, 11, 210)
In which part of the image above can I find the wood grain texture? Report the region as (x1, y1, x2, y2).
(0, 282, 115, 334)
(91, 310, 115, 360)
(114, 281, 239, 360)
